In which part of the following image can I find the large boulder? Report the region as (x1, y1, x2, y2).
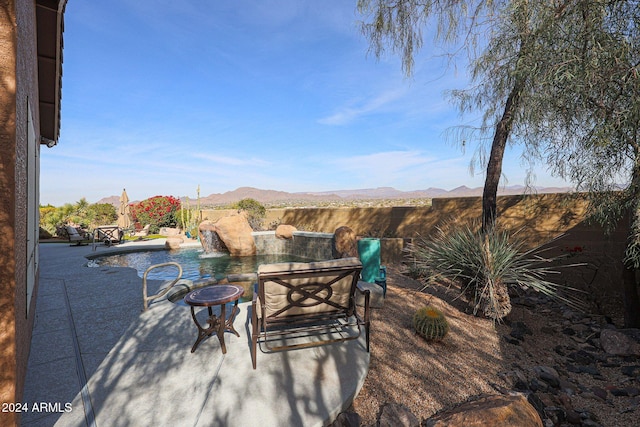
(165, 237, 183, 250)
(333, 226, 358, 258)
(199, 215, 256, 256)
(600, 328, 640, 356)
(275, 224, 297, 239)
(424, 394, 542, 427)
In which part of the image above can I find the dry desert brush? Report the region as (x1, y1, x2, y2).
(406, 221, 585, 321)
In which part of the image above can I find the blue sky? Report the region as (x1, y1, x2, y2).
(40, 0, 569, 206)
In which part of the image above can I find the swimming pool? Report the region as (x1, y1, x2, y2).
(91, 248, 317, 282)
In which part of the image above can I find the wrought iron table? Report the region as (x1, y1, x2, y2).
(184, 284, 244, 354)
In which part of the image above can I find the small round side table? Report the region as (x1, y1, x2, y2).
(184, 284, 244, 354)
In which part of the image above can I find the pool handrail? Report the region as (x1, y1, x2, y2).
(142, 262, 184, 311)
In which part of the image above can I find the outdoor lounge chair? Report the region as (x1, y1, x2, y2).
(250, 257, 370, 369)
(132, 224, 150, 239)
(60, 225, 89, 246)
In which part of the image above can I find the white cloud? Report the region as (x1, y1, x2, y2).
(323, 149, 489, 191)
(331, 150, 431, 173)
(318, 88, 407, 125)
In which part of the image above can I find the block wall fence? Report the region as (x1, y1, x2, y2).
(201, 193, 628, 261)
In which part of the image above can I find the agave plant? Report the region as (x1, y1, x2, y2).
(406, 221, 584, 321)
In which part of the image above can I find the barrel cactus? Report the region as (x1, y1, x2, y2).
(413, 306, 449, 341)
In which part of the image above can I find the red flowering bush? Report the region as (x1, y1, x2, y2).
(130, 195, 181, 233)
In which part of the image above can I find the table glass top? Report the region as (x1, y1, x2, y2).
(184, 284, 244, 306)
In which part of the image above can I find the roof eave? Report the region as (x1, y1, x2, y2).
(36, 0, 67, 144)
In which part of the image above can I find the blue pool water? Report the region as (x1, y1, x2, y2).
(92, 248, 315, 282)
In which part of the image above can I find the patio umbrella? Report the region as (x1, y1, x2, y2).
(117, 188, 131, 229)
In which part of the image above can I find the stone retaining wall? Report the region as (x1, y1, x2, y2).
(252, 231, 335, 261)
(252, 231, 406, 264)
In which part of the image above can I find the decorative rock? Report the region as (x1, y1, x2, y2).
(591, 387, 608, 401)
(510, 321, 533, 341)
(610, 386, 640, 397)
(581, 420, 603, 427)
(557, 392, 573, 410)
(504, 335, 521, 346)
(200, 215, 256, 256)
(565, 363, 581, 373)
(581, 391, 606, 403)
(424, 394, 543, 427)
(621, 365, 640, 377)
(527, 393, 545, 417)
(558, 379, 577, 395)
(554, 345, 566, 356)
(503, 369, 529, 391)
(565, 410, 582, 425)
(600, 329, 640, 356)
(610, 388, 630, 397)
(529, 378, 548, 392)
(159, 227, 181, 236)
(333, 226, 358, 258)
(511, 296, 536, 308)
(537, 393, 557, 408)
(165, 237, 183, 249)
(534, 366, 560, 388)
(275, 224, 297, 239)
(329, 411, 361, 427)
(568, 349, 595, 365)
(377, 403, 420, 427)
(578, 365, 601, 376)
(544, 406, 566, 425)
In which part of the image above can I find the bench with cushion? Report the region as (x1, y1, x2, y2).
(250, 257, 370, 369)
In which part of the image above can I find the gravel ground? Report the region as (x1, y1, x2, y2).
(350, 265, 639, 426)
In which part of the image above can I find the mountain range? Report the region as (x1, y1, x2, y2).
(97, 185, 572, 207)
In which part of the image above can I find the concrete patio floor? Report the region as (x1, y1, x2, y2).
(21, 240, 369, 427)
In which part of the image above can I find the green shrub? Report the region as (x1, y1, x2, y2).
(39, 199, 117, 235)
(232, 198, 266, 231)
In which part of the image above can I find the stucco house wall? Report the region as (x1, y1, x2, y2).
(0, 1, 24, 419)
(0, 1, 65, 424)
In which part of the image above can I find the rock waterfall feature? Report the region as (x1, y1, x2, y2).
(199, 227, 228, 254)
(198, 214, 256, 256)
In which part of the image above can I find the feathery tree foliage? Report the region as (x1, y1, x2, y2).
(357, 0, 562, 231)
(523, 1, 640, 327)
(357, 0, 640, 326)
